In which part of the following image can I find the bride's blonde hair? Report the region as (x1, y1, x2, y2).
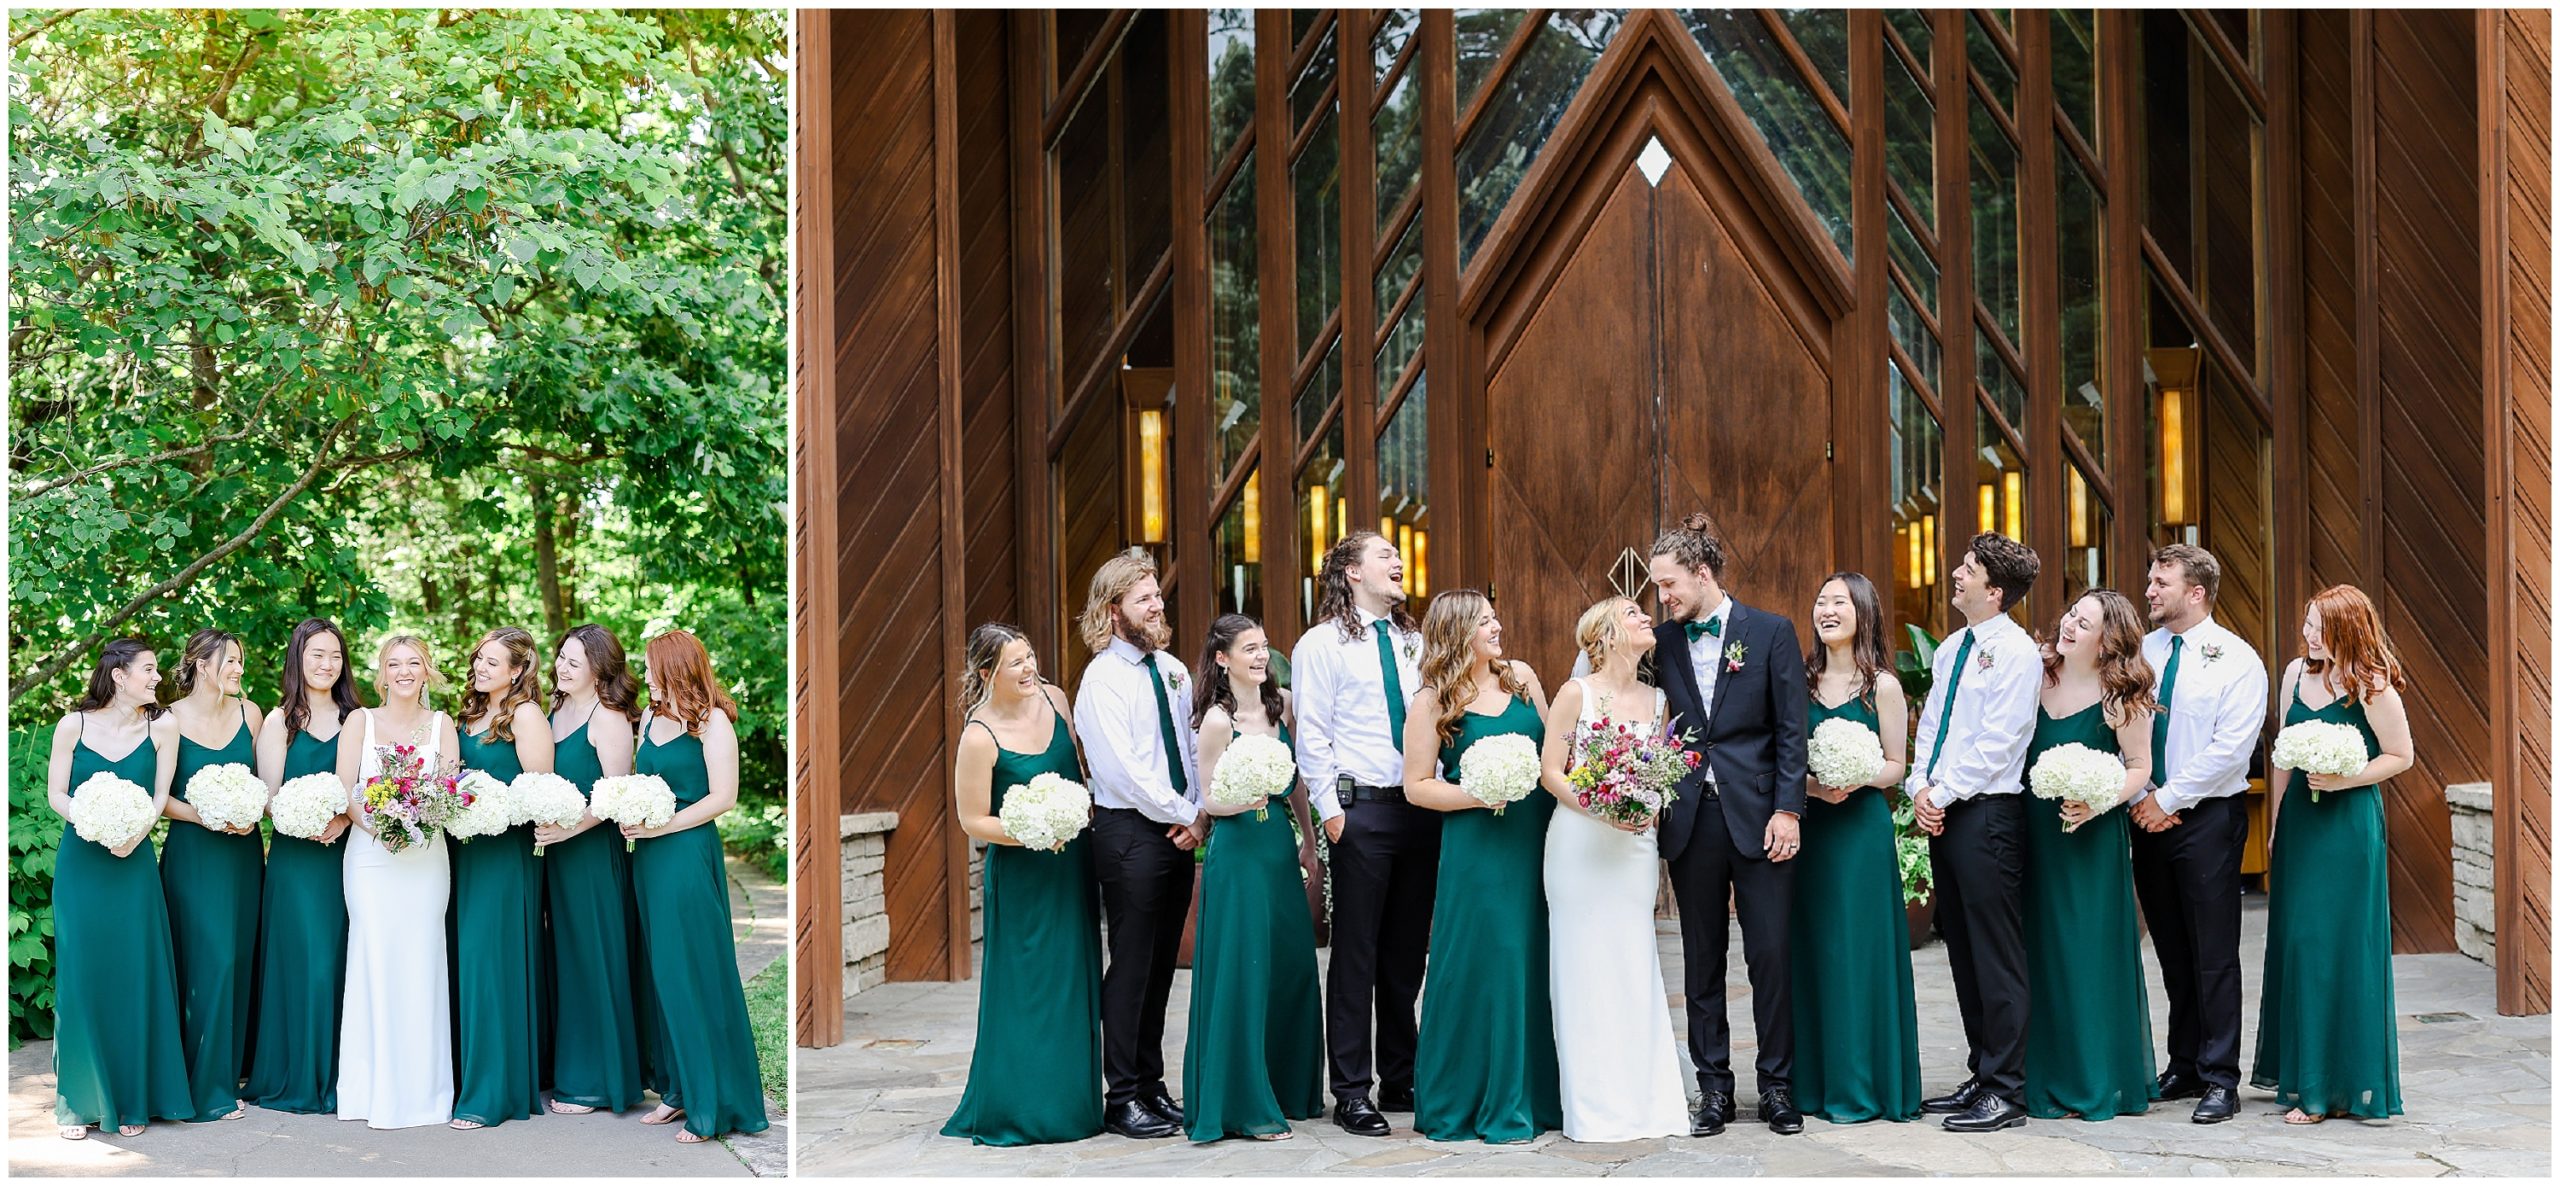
(373, 633, 451, 704)
(1575, 596, 1641, 675)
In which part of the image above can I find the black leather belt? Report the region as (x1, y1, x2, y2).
(1341, 780, 1408, 805)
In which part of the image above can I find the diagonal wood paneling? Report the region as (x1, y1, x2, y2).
(2299, 11, 2365, 598)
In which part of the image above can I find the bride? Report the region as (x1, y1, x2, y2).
(333, 634, 459, 1128)
(1540, 597, 1691, 1141)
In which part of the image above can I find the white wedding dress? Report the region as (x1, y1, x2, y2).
(337, 708, 455, 1129)
(1543, 678, 1692, 1141)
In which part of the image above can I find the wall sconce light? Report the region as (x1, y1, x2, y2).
(1978, 482, 1996, 540)
(1307, 484, 1328, 572)
(1137, 408, 1167, 544)
(2148, 346, 2202, 528)
(2067, 467, 2089, 549)
(2002, 470, 2023, 541)
(1241, 478, 1260, 564)
(1397, 523, 1415, 593)
(1921, 511, 1937, 586)
(1904, 522, 1921, 589)
(1413, 528, 1429, 596)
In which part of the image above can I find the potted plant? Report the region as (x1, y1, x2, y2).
(1893, 624, 1939, 949)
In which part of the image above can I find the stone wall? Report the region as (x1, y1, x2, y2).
(841, 812, 896, 994)
(2447, 782, 2496, 964)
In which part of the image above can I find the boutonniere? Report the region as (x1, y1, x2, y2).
(1975, 647, 1996, 673)
(1167, 669, 1186, 691)
(1401, 640, 1419, 663)
(2200, 643, 2225, 664)
(1723, 642, 1748, 673)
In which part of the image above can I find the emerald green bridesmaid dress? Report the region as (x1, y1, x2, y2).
(52, 719, 195, 1128)
(163, 703, 262, 1121)
(2250, 681, 2403, 1119)
(1789, 694, 1922, 1123)
(1414, 694, 1561, 1144)
(633, 721, 771, 1139)
(451, 724, 545, 1125)
(1182, 722, 1323, 1142)
(545, 711, 650, 1112)
(942, 710, 1104, 1146)
(243, 724, 346, 1113)
(2021, 701, 2159, 1120)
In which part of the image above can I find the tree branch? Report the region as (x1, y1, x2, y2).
(11, 8, 86, 49)
(9, 415, 353, 704)
(14, 389, 274, 499)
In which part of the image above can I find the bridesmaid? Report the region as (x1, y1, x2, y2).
(2021, 590, 2160, 1120)
(1181, 614, 1324, 1143)
(244, 619, 359, 1113)
(1403, 590, 1561, 1144)
(942, 623, 1104, 1146)
(451, 626, 553, 1128)
(2253, 584, 2413, 1124)
(626, 629, 771, 1142)
(46, 640, 193, 1138)
(540, 624, 652, 1115)
(161, 628, 263, 1123)
(1792, 573, 1922, 1123)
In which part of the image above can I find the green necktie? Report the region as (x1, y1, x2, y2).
(1144, 651, 1188, 793)
(1683, 615, 1724, 643)
(1924, 629, 1978, 782)
(1375, 622, 1408, 753)
(2151, 635, 2185, 785)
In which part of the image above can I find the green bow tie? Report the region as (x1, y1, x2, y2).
(1684, 616, 1723, 643)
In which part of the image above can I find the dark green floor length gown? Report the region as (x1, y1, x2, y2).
(53, 719, 195, 1128)
(163, 704, 262, 1122)
(2021, 701, 2159, 1120)
(633, 722, 771, 1140)
(2251, 681, 2404, 1119)
(1790, 694, 1922, 1123)
(545, 712, 650, 1112)
(942, 710, 1105, 1146)
(451, 724, 545, 1126)
(1414, 695, 1561, 1144)
(243, 724, 347, 1113)
(1183, 722, 1324, 1142)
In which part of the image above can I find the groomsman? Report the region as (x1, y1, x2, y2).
(1645, 512, 1811, 1137)
(1908, 532, 2042, 1133)
(2130, 544, 2267, 1124)
(1290, 531, 1431, 1137)
(1072, 547, 1202, 1140)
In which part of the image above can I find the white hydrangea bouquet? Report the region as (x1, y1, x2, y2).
(184, 762, 269, 833)
(512, 771, 590, 855)
(2026, 742, 2128, 831)
(1457, 733, 1542, 815)
(68, 772, 158, 850)
(2272, 719, 2369, 803)
(1000, 771, 1091, 852)
(591, 773, 678, 851)
(1807, 716, 1888, 790)
(270, 772, 349, 841)
(447, 770, 521, 842)
(1209, 733, 1297, 820)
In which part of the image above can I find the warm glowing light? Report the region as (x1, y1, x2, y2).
(2068, 468, 2089, 548)
(1241, 478, 1261, 564)
(1979, 483, 1996, 539)
(1308, 486, 1328, 572)
(2002, 471, 2023, 541)
(1906, 522, 1923, 589)
(1921, 513, 1938, 585)
(1414, 529, 1430, 596)
(2160, 386, 2190, 526)
(1397, 524, 1415, 592)
(1137, 409, 1167, 543)
(1381, 515, 1396, 540)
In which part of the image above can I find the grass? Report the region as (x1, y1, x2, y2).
(744, 958, 788, 1112)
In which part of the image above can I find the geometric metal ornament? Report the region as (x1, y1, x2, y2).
(1608, 545, 1647, 598)
(1635, 135, 1674, 187)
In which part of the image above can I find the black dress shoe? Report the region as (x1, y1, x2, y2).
(1333, 1097, 1391, 1137)
(1921, 1078, 1983, 1115)
(1689, 1090, 1734, 1137)
(2191, 1084, 2238, 1124)
(1759, 1085, 1804, 1135)
(2156, 1070, 2207, 1101)
(1105, 1099, 1180, 1139)
(1941, 1093, 2028, 1133)
(1378, 1085, 1416, 1113)
(1139, 1089, 1186, 1127)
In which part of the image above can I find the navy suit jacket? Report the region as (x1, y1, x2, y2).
(1653, 600, 1811, 862)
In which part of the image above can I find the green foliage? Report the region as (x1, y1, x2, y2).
(742, 958, 788, 1112)
(9, 728, 64, 1047)
(1891, 624, 1940, 906)
(8, 9, 786, 1042)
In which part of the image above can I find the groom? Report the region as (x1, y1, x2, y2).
(1646, 512, 1810, 1137)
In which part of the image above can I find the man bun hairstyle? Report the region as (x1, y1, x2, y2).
(1650, 511, 1728, 579)
(2148, 543, 2223, 604)
(1971, 532, 2040, 612)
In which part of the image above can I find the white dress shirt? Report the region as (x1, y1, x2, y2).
(1289, 614, 1425, 822)
(1904, 611, 2042, 808)
(1073, 636, 1203, 826)
(1681, 595, 1737, 736)
(2137, 617, 2269, 815)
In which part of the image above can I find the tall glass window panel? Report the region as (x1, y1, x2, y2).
(1979, 332, 2028, 436)
(1055, 10, 1111, 80)
(1290, 23, 1336, 129)
(1295, 106, 1342, 361)
(1889, 280, 1941, 394)
(1680, 8, 1855, 263)
(1210, 157, 1260, 481)
(1886, 9, 1933, 72)
(1378, 376, 1431, 598)
(1296, 338, 1341, 445)
(1454, 9, 1528, 112)
(1121, 14, 1173, 300)
(1373, 9, 1419, 84)
(1970, 97, 2023, 352)
(2057, 142, 2106, 466)
(1208, 10, 1255, 167)
(1378, 283, 1425, 405)
(1291, 9, 1323, 49)
(2063, 461, 2112, 602)
(1889, 361, 1946, 639)
(2144, 275, 2272, 657)
(1890, 203, 1938, 310)
(2139, 14, 2265, 386)
(2053, 10, 2099, 152)
(1774, 9, 1850, 108)
(1298, 418, 1350, 623)
(1967, 12, 2016, 114)
(1883, 42, 1935, 227)
(2210, 9, 2257, 71)
(1976, 407, 2027, 564)
(1053, 88, 1116, 396)
(1213, 471, 1266, 621)
(1457, 10, 1625, 264)
(1374, 63, 1423, 236)
(1376, 221, 1422, 329)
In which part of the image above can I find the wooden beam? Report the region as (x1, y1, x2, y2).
(1010, 10, 1057, 671)
(1256, 9, 1297, 634)
(2183, 8, 2269, 119)
(791, 6, 845, 1049)
(1172, 9, 1213, 649)
(931, 8, 971, 985)
(1345, 9, 1380, 528)
(1422, 9, 1468, 592)
(2020, 9, 2063, 615)
(2268, 10, 2306, 715)
(1040, 9, 1137, 149)
(1937, 6, 1976, 549)
(1454, 9, 1549, 147)
(2103, 8, 2146, 592)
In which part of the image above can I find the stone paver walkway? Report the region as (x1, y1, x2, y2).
(797, 896, 2550, 1177)
(8, 855, 791, 1178)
